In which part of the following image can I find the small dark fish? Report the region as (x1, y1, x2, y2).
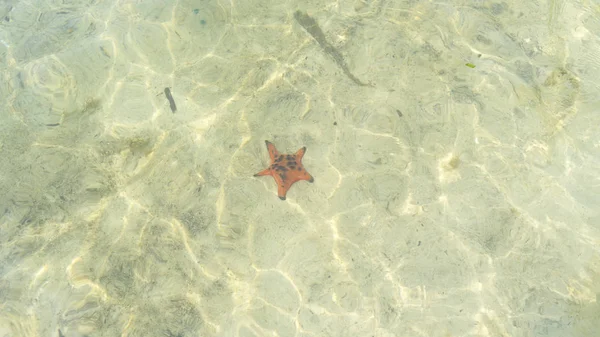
(46, 123, 60, 127)
(294, 10, 370, 87)
(164, 87, 177, 113)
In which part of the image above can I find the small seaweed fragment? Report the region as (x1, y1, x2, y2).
(465, 63, 476, 68)
(164, 87, 177, 113)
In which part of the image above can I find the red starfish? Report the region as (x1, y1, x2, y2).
(254, 140, 314, 200)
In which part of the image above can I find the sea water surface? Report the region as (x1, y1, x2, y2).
(1, 0, 599, 336)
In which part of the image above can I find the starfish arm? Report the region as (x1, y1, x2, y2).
(265, 140, 279, 161)
(295, 170, 314, 182)
(277, 182, 290, 200)
(295, 146, 306, 160)
(254, 168, 272, 177)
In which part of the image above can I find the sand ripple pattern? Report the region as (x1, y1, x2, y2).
(1, 1, 600, 337)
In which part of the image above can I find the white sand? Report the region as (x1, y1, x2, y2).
(0, 1, 599, 336)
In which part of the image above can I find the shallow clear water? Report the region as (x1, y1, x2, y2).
(1, 0, 599, 336)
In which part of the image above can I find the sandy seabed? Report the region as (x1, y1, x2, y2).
(1, 0, 599, 336)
